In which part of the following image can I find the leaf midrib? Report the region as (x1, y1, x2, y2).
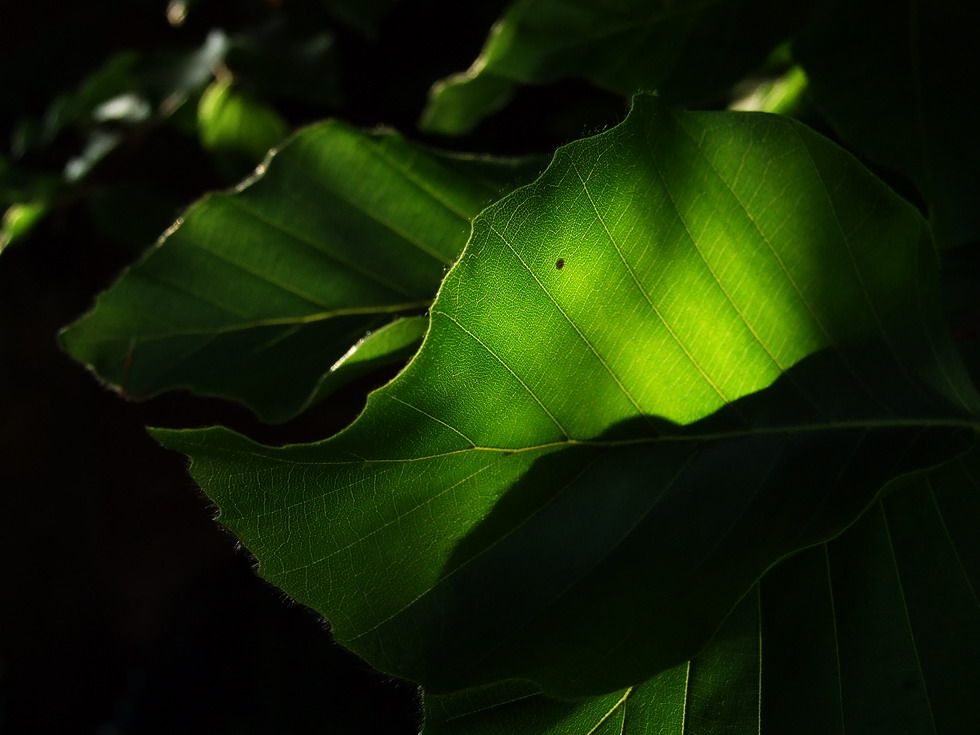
(197, 416, 977, 469)
(71, 299, 432, 345)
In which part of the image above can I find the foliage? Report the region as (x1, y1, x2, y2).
(20, 0, 980, 731)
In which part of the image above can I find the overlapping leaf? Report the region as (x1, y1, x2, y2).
(309, 315, 428, 408)
(427, 0, 980, 248)
(61, 123, 539, 421)
(421, 0, 813, 134)
(422, 447, 980, 734)
(155, 95, 978, 697)
(794, 0, 980, 248)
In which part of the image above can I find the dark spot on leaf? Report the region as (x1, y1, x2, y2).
(902, 679, 917, 691)
(555, 258, 565, 270)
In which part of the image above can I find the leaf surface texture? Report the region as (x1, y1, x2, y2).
(155, 96, 978, 696)
(62, 124, 538, 420)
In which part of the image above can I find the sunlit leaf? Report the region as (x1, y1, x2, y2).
(154, 95, 977, 697)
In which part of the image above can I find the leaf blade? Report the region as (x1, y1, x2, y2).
(794, 0, 980, 248)
(156, 95, 977, 695)
(421, 447, 980, 733)
(61, 123, 539, 421)
(421, 0, 814, 134)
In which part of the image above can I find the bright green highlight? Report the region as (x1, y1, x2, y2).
(0, 200, 49, 253)
(729, 65, 809, 116)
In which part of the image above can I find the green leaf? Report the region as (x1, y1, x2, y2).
(305, 315, 428, 414)
(153, 95, 977, 696)
(421, 0, 813, 134)
(421, 447, 980, 734)
(198, 77, 290, 180)
(421, 592, 761, 735)
(0, 200, 50, 253)
(61, 123, 540, 422)
(729, 65, 809, 117)
(793, 0, 980, 248)
(759, 449, 980, 734)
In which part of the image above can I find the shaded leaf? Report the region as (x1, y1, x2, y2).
(421, 0, 813, 134)
(794, 0, 980, 248)
(225, 17, 342, 110)
(62, 123, 539, 421)
(760, 447, 980, 733)
(306, 315, 428, 413)
(421, 446, 980, 734)
(154, 95, 977, 696)
(324, 0, 400, 37)
(0, 32, 230, 255)
(422, 594, 761, 735)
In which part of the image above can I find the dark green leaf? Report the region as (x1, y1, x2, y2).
(794, 0, 980, 248)
(324, 0, 400, 37)
(761, 447, 980, 733)
(421, 447, 980, 733)
(422, 592, 761, 735)
(61, 122, 539, 421)
(153, 95, 977, 696)
(421, 0, 814, 134)
(306, 315, 428, 413)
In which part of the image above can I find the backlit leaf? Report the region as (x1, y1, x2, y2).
(61, 123, 539, 421)
(154, 95, 977, 696)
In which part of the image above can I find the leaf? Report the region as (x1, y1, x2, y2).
(1, 201, 49, 254)
(421, 592, 761, 735)
(793, 0, 980, 248)
(728, 65, 809, 117)
(225, 18, 342, 110)
(197, 77, 290, 181)
(153, 95, 977, 696)
(61, 123, 540, 422)
(306, 316, 428, 413)
(421, 447, 980, 734)
(421, 0, 814, 134)
(759, 449, 980, 734)
(324, 0, 399, 37)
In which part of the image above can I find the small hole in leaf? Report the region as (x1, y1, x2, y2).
(555, 258, 565, 270)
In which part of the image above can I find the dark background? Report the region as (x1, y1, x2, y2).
(0, 1, 629, 732)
